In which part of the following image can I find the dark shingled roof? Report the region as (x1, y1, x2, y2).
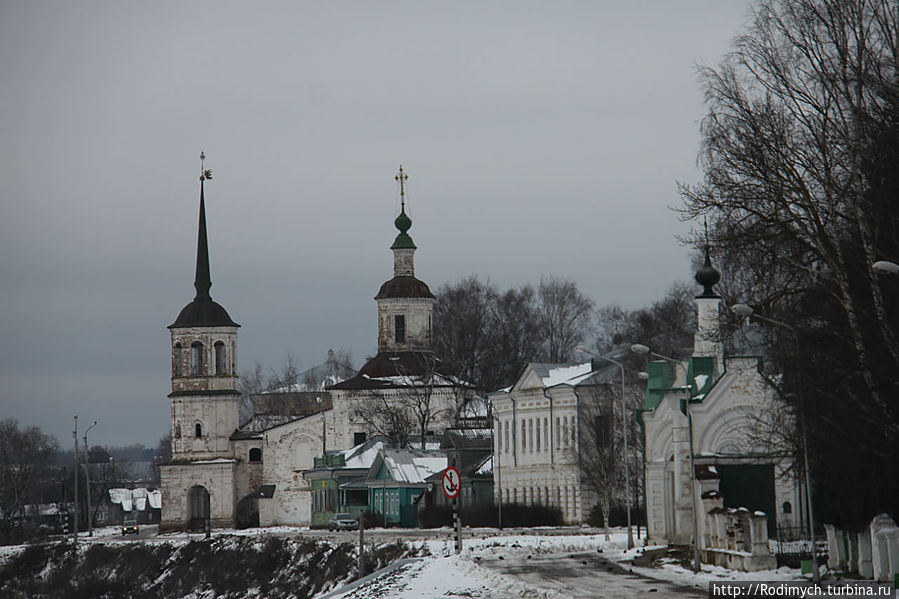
(375, 276, 435, 300)
(170, 298, 239, 328)
(328, 351, 453, 390)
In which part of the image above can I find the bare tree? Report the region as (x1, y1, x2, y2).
(351, 393, 416, 448)
(595, 282, 696, 361)
(433, 276, 499, 389)
(679, 0, 899, 528)
(537, 277, 595, 363)
(575, 386, 621, 540)
(239, 362, 266, 422)
(486, 285, 543, 388)
(0, 419, 59, 521)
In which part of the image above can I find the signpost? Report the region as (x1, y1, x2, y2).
(442, 467, 461, 554)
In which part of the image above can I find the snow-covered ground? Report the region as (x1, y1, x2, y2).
(315, 528, 809, 599)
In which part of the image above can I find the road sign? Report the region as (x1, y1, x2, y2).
(442, 466, 460, 499)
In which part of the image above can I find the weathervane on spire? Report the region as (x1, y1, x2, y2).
(395, 164, 408, 212)
(200, 151, 212, 181)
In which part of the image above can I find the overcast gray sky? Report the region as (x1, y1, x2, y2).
(1, 1, 752, 448)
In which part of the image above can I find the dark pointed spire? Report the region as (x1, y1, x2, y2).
(194, 176, 212, 300)
(169, 153, 238, 329)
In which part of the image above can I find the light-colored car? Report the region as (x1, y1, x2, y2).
(327, 513, 358, 531)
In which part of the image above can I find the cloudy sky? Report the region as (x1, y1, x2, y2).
(1, 1, 752, 448)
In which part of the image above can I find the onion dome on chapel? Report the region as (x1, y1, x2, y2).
(391, 207, 416, 250)
(694, 245, 721, 299)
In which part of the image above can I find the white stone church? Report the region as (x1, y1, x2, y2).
(160, 168, 463, 531)
(640, 251, 804, 546)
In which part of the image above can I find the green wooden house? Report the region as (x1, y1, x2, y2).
(364, 449, 447, 527)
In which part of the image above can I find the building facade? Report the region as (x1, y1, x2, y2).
(489, 362, 611, 524)
(640, 250, 802, 546)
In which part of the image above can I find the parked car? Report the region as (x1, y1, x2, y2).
(327, 513, 358, 531)
(122, 515, 139, 536)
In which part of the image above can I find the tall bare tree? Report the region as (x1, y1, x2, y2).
(680, 0, 899, 528)
(538, 277, 596, 363)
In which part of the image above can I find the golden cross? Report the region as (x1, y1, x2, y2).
(395, 164, 408, 211)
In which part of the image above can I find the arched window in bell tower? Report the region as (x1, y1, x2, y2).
(195, 423, 203, 438)
(173, 342, 183, 376)
(190, 341, 204, 375)
(214, 341, 225, 375)
(395, 314, 406, 344)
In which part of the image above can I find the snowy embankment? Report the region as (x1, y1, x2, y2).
(0, 530, 418, 599)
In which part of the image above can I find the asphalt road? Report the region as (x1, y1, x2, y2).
(477, 551, 705, 599)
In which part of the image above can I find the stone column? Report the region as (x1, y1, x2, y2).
(857, 528, 874, 578)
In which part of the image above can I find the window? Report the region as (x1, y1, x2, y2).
(496, 422, 502, 453)
(543, 417, 548, 450)
(594, 415, 609, 450)
(190, 341, 204, 375)
(394, 314, 406, 344)
(555, 417, 561, 449)
(214, 341, 225, 375)
(521, 420, 527, 451)
(504, 421, 510, 453)
(354, 432, 367, 446)
(173, 343, 183, 376)
(536, 419, 541, 452)
(195, 423, 203, 438)
(249, 448, 262, 462)
(562, 417, 568, 448)
(175, 423, 181, 438)
(528, 419, 534, 453)
(782, 501, 792, 514)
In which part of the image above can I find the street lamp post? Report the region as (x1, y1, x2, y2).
(83, 420, 98, 537)
(631, 344, 702, 573)
(731, 304, 819, 583)
(315, 396, 326, 456)
(576, 346, 634, 550)
(73, 415, 78, 545)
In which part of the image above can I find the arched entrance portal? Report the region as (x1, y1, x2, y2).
(187, 485, 210, 530)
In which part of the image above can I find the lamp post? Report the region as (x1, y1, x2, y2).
(576, 346, 634, 550)
(83, 420, 98, 537)
(631, 344, 702, 573)
(73, 415, 78, 545)
(731, 303, 819, 583)
(315, 396, 326, 456)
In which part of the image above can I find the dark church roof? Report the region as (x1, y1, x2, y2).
(329, 351, 454, 390)
(170, 298, 238, 328)
(375, 275, 435, 299)
(169, 173, 239, 329)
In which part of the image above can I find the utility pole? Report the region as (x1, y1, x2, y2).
(72, 415, 78, 545)
(358, 515, 365, 577)
(83, 421, 98, 537)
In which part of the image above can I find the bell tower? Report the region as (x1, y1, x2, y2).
(167, 156, 240, 459)
(374, 165, 435, 352)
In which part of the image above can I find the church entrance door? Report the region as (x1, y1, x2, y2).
(187, 485, 210, 530)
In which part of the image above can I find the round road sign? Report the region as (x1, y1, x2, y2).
(442, 466, 461, 499)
